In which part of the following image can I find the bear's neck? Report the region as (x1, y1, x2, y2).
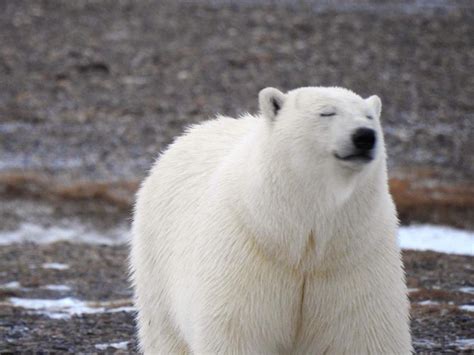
(231, 120, 391, 271)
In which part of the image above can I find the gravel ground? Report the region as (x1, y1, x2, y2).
(1, 0, 473, 231)
(0, 242, 472, 353)
(1, 0, 473, 353)
(0, 0, 472, 184)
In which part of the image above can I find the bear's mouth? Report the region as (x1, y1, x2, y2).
(334, 152, 374, 163)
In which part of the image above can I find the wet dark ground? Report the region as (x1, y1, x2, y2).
(0, 243, 472, 353)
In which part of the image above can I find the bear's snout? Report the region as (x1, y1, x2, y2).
(352, 128, 376, 151)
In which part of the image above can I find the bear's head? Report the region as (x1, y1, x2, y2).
(258, 86, 384, 186)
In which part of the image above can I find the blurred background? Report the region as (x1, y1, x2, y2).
(0, 0, 472, 352)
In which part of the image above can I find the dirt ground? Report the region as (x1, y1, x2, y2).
(0, 0, 472, 184)
(0, 242, 472, 353)
(0, 0, 473, 353)
(1, 0, 473, 233)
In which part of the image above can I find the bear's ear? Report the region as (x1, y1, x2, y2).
(259, 87, 286, 121)
(366, 95, 382, 118)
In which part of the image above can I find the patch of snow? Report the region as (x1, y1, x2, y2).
(450, 338, 474, 350)
(459, 286, 474, 294)
(459, 305, 474, 312)
(106, 306, 136, 313)
(0, 222, 129, 245)
(95, 341, 129, 350)
(42, 263, 69, 270)
(43, 284, 71, 292)
(398, 225, 474, 256)
(0, 221, 472, 257)
(0, 281, 72, 293)
(8, 297, 135, 319)
(418, 300, 439, 306)
(1, 281, 21, 289)
(9, 297, 99, 319)
(413, 339, 438, 348)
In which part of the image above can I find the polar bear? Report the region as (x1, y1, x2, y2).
(130, 86, 412, 354)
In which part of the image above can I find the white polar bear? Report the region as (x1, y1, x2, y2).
(130, 86, 412, 354)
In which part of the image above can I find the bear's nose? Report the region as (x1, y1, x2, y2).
(352, 128, 376, 151)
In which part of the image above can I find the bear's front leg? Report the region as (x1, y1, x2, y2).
(294, 255, 412, 354)
(187, 235, 304, 354)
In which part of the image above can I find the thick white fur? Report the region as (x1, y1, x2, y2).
(130, 87, 412, 354)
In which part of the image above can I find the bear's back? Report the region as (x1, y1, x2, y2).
(132, 114, 258, 252)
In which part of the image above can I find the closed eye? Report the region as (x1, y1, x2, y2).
(320, 112, 336, 117)
(366, 115, 374, 120)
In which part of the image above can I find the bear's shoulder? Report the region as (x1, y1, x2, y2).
(143, 114, 260, 192)
(157, 114, 259, 163)
(182, 114, 259, 142)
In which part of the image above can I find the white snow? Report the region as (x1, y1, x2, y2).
(95, 341, 129, 350)
(398, 225, 474, 256)
(449, 338, 474, 350)
(9, 297, 99, 319)
(1, 281, 21, 289)
(43, 284, 71, 292)
(0, 221, 472, 256)
(416, 303, 474, 312)
(8, 297, 136, 319)
(42, 263, 69, 270)
(412, 339, 438, 348)
(106, 306, 137, 313)
(459, 305, 474, 312)
(0, 222, 129, 246)
(459, 287, 474, 294)
(0, 282, 71, 292)
(418, 300, 439, 306)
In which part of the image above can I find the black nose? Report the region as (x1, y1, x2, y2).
(352, 128, 376, 151)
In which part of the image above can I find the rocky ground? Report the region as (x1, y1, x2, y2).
(0, 241, 472, 353)
(0, 0, 473, 353)
(0, 0, 473, 228)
